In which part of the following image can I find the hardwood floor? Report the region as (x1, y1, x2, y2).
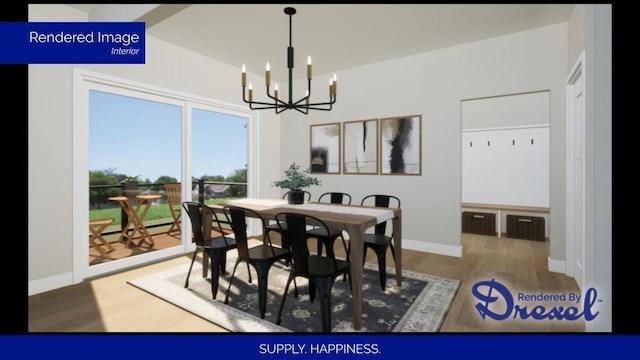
(29, 233, 584, 332)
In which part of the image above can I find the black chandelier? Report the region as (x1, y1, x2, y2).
(241, 7, 337, 115)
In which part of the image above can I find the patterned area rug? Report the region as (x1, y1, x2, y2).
(128, 251, 460, 332)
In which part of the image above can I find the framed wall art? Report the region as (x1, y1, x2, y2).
(343, 119, 378, 174)
(380, 115, 422, 175)
(310, 122, 341, 174)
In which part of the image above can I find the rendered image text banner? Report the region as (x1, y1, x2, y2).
(0, 22, 145, 64)
(3, 334, 638, 360)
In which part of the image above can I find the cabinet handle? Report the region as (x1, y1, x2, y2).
(473, 215, 485, 219)
(518, 218, 533, 223)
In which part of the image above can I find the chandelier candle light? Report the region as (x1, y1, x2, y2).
(241, 7, 337, 114)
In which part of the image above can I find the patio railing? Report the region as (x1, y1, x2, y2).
(89, 179, 247, 236)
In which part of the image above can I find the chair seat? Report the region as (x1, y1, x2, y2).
(247, 245, 290, 261)
(307, 227, 342, 238)
(363, 233, 392, 246)
(308, 256, 350, 277)
(267, 222, 287, 231)
(205, 236, 237, 249)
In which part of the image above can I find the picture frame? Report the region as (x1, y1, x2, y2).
(310, 122, 341, 174)
(380, 115, 422, 175)
(343, 119, 378, 174)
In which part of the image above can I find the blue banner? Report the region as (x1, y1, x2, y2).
(0, 22, 145, 64)
(2, 334, 638, 359)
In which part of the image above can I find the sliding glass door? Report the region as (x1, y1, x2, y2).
(88, 90, 183, 266)
(75, 69, 254, 281)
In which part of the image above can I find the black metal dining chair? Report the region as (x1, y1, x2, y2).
(223, 205, 292, 319)
(317, 192, 352, 206)
(182, 201, 237, 299)
(275, 212, 351, 332)
(265, 190, 312, 256)
(360, 194, 401, 291)
(311, 192, 352, 258)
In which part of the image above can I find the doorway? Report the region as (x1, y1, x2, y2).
(566, 51, 586, 291)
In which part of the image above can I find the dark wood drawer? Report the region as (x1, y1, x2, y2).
(462, 211, 496, 236)
(506, 215, 545, 241)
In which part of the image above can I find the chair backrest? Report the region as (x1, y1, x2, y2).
(360, 195, 401, 235)
(182, 201, 233, 248)
(164, 183, 182, 207)
(282, 190, 312, 201)
(276, 212, 344, 274)
(224, 205, 275, 259)
(317, 192, 352, 205)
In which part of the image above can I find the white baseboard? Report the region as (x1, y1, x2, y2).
(29, 271, 73, 296)
(402, 238, 463, 258)
(547, 257, 566, 274)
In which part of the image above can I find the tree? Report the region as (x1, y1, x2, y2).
(154, 175, 179, 192)
(155, 175, 178, 184)
(226, 166, 248, 197)
(89, 169, 120, 209)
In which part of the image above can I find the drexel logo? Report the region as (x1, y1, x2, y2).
(472, 279, 600, 321)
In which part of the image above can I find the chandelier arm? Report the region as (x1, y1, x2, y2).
(243, 88, 289, 108)
(306, 93, 337, 107)
(303, 104, 333, 111)
(245, 99, 279, 106)
(265, 88, 287, 106)
(290, 106, 309, 115)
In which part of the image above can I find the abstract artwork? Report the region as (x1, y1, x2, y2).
(310, 122, 341, 174)
(343, 119, 378, 174)
(380, 115, 422, 175)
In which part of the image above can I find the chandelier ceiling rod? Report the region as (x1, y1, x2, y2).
(241, 7, 337, 115)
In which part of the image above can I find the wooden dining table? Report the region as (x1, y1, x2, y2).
(109, 194, 162, 248)
(220, 198, 402, 330)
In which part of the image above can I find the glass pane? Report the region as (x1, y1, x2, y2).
(88, 90, 182, 266)
(191, 108, 248, 205)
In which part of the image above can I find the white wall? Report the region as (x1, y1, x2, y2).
(580, 4, 612, 333)
(280, 23, 568, 257)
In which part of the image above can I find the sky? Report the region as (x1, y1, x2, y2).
(89, 90, 247, 183)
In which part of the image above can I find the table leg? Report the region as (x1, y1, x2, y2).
(119, 201, 138, 248)
(392, 212, 402, 287)
(345, 223, 364, 330)
(133, 200, 156, 246)
(202, 210, 212, 278)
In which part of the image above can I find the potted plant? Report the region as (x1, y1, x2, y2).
(120, 175, 141, 198)
(272, 163, 321, 204)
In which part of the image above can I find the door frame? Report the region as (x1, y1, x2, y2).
(565, 51, 586, 291)
(73, 68, 256, 282)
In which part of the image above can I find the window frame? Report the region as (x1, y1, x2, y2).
(73, 68, 256, 282)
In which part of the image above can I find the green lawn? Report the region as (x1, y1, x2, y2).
(89, 197, 240, 226)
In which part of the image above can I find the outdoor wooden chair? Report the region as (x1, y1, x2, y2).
(163, 183, 182, 235)
(89, 218, 116, 259)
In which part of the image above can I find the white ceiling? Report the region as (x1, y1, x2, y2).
(68, 4, 574, 82)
